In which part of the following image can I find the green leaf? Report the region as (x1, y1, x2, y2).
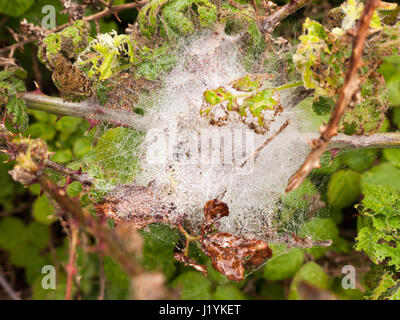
(66, 181, 82, 198)
(9, 243, 42, 267)
(103, 256, 130, 291)
(288, 262, 330, 300)
(84, 127, 143, 187)
(371, 273, 396, 300)
(5, 96, 29, 131)
(281, 179, 317, 210)
(260, 282, 285, 300)
(51, 149, 73, 164)
(327, 169, 361, 209)
(361, 163, 400, 191)
(378, 55, 400, 106)
(212, 284, 246, 300)
(139, 224, 179, 279)
(26, 122, 56, 141)
(393, 107, 400, 128)
(27, 222, 49, 250)
(312, 96, 334, 115)
(32, 195, 56, 225)
(340, 148, 377, 172)
(0, 0, 34, 17)
(73, 138, 91, 157)
(263, 248, 304, 281)
(299, 218, 340, 259)
(383, 149, 400, 168)
(172, 271, 212, 300)
(355, 184, 400, 271)
(55, 116, 82, 134)
(0, 217, 27, 251)
(32, 273, 67, 300)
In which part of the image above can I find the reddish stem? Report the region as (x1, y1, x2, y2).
(65, 219, 79, 300)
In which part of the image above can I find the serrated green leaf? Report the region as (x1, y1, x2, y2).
(371, 273, 396, 300)
(5, 96, 28, 131)
(312, 96, 334, 115)
(139, 224, 179, 279)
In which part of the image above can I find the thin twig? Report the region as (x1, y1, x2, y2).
(0, 273, 21, 300)
(286, 0, 382, 193)
(239, 120, 290, 168)
(259, 0, 313, 33)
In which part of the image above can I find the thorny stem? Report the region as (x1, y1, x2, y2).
(259, 0, 313, 33)
(36, 172, 142, 278)
(45, 160, 93, 186)
(286, 0, 383, 193)
(65, 219, 79, 300)
(18, 92, 400, 158)
(21, 92, 148, 132)
(328, 132, 400, 149)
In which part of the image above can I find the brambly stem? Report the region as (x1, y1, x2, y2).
(328, 132, 400, 149)
(19, 93, 400, 152)
(21, 93, 148, 132)
(260, 0, 313, 33)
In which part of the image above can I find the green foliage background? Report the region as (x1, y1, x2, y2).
(0, 0, 400, 300)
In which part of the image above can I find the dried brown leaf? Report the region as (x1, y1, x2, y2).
(201, 232, 272, 281)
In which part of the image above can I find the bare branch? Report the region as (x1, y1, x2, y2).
(0, 273, 21, 300)
(21, 93, 148, 132)
(328, 132, 400, 149)
(259, 0, 313, 33)
(239, 120, 290, 168)
(286, 0, 382, 193)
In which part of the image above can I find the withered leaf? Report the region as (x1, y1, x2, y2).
(173, 252, 207, 277)
(95, 184, 185, 229)
(201, 232, 272, 282)
(202, 199, 229, 234)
